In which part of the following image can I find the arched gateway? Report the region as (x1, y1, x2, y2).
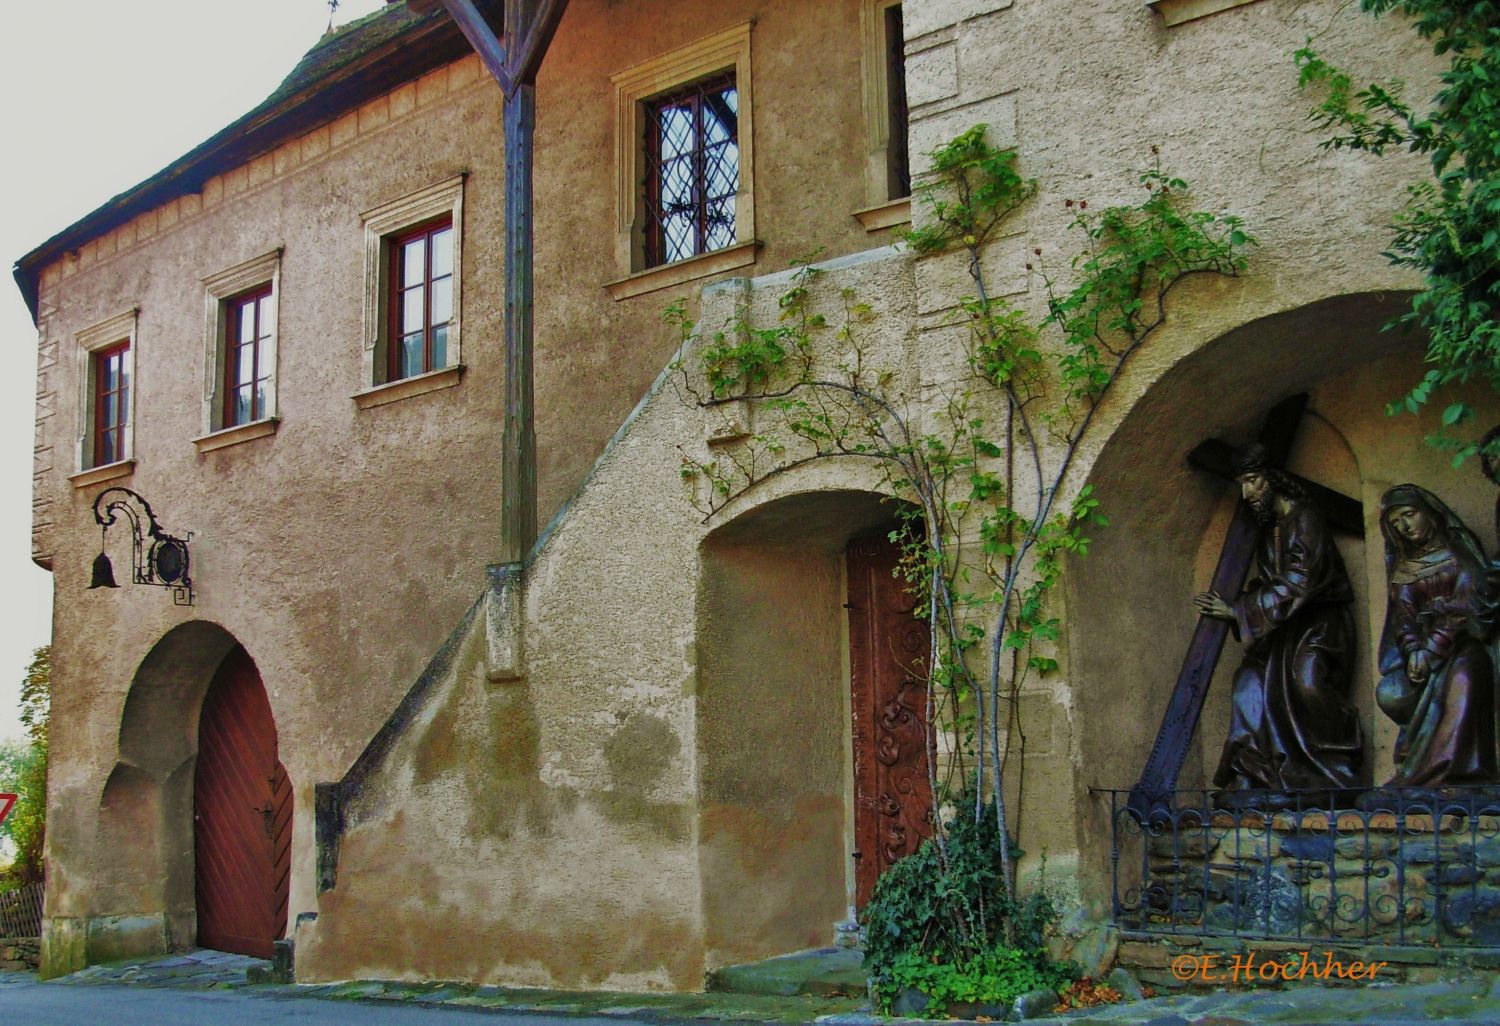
(101, 623, 292, 959)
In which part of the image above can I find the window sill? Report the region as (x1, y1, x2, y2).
(193, 418, 278, 453)
(1148, 0, 1262, 27)
(604, 240, 760, 301)
(854, 197, 912, 232)
(69, 460, 135, 489)
(353, 364, 464, 409)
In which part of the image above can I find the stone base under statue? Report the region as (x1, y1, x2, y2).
(1115, 806, 1500, 945)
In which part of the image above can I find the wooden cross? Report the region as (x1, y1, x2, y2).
(1126, 394, 1365, 820)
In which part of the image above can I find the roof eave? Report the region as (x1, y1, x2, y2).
(12, 11, 475, 324)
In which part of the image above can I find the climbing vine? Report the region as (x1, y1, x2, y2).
(668, 127, 1252, 996)
(1296, 2, 1500, 461)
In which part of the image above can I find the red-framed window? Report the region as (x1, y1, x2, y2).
(93, 341, 129, 467)
(643, 72, 739, 268)
(224, 285, 274, 428)
(388, 217, 454, 382)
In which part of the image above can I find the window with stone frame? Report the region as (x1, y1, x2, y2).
(357, 176, 465, 401)
(855, 0, 912, 230)
(642, 72, 740, 268)
(73, 308, 138, 476)
(606, 23, 756, 297)
(198, 250, 281, 447)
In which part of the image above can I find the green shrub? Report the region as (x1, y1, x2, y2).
(862, 800, 1074, 1015)
(884, 946, 1073, 1016)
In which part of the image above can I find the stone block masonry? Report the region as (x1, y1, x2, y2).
(0, 936, 41, 971)
(1121, 809, 1500, 946)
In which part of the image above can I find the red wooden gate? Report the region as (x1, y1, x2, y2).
(194, 645, 291, 958)
(848, 530, 934, 909)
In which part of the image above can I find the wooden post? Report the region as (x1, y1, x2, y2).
(502, 79, 538, 562)
(438, 0, 568, 564)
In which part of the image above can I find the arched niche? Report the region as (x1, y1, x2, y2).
(1064, 290, 1447, 904)
(695, 488, 913, 968)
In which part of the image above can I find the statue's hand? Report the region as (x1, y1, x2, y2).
(1194, 591, 1234, 622)
(1408, 649, 1433, 684)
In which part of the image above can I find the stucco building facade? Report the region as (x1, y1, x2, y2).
(14, 0, 1494, 992)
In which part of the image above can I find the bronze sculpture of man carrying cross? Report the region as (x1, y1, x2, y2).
(1193, 443, 1364, 799)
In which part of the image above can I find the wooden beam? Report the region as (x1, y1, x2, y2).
(1127, 394, 1308, 821)
(440, 0, 513, 95)
(501, 82, 538, 562)
(438, 0, 568, 563)
(510, 0, 570, 87)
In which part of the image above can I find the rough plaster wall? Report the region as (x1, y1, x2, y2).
(34, 0, 891, 978)
(298, 609, 706, 990)
(36, 70, 508, 969)
(532, 0, 885, 518)
(698, 539, 846, 966)
(306, 252, 918, 988)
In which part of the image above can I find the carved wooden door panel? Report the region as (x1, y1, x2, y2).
(848, 530, 934, 909)
(195, 645, 292, 958)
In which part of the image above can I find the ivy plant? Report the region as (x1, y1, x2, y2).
(667, 128, 1251, 978)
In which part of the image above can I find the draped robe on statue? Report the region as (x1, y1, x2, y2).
(1376, 484, 1500, 787)
(1214, 498, 1363, 793)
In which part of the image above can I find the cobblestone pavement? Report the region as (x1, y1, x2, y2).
(7, 951, 1500, 1024)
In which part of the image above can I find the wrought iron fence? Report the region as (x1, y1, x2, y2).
(1097, 787, 1500, 947)
(0, 882, 43, 939)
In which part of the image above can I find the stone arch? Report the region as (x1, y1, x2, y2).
(1065, 290, 1429, 903)
(94, 620, 245, 950)
(695, 487, 913, 968)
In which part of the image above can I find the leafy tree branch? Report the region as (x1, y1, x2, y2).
(1297, 1, 1500, 461)
(668, 128, 1251, 982)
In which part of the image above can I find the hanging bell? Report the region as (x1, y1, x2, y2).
(89, 551, 119, 589)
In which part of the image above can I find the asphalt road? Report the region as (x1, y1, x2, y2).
(0, 974, 657, 1026)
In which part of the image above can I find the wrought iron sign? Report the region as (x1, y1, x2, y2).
(89, 487, 194, 605)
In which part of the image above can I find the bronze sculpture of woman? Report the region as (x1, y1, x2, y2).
(1376, 484, 1500, 787)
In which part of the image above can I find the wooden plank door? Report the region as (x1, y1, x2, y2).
(194, 645, 291, 958)
(848, 530, 934, 909)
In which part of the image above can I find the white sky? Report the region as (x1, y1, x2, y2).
(0, 0, 388, 741)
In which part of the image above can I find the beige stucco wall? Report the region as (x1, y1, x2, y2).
(30, 0, 1492, 993)
(29, 0, 887, 980)
(34, 53, 510, 973)
(298, 248, 918, 987)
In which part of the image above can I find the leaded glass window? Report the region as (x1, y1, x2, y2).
(643, 73, 739, 268)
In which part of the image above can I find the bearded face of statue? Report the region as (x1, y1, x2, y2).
(1237, 470, 1275, 524)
